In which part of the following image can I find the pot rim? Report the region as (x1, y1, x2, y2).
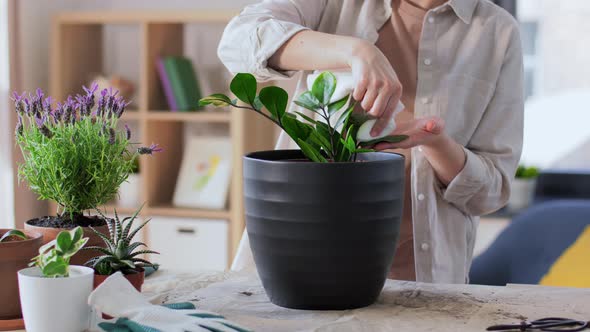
(18, 266, 94, 279)
(244, 149, 404, 165)
(94, 266, 145, 277)
(24, 219, 110, 230)
(0, 229, 42, 248)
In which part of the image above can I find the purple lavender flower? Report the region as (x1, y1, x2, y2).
(124, 124, 131, 140)
(108, 128, 116, 145)
(138, 144, 163, 155)
(15, 115, 23, 136)
(12, 92, 26, 115)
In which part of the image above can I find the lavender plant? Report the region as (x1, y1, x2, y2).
(200, 71, 407, 162)
(13, 85, 162, 223)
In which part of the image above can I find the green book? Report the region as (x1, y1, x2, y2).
(163, 56, 202, 111)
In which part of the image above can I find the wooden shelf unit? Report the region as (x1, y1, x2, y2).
(49, 11, 277, 268)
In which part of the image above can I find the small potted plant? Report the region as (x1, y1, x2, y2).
(85, 205, 159, 291)
(0, 229, 42, 325)
(17, 227, 93, 332)
(13, 85, 161, 265)
(117, 154, 141, 208)
(508, 164, 540, 211)
(200, 72, 406, 309)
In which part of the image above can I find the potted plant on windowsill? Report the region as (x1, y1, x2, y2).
(12, 85, 161, 265)
(200, 72, 406, 310)
(18, 227, 93, 332)
(85, 205, 159, 292)
(0, 229, 42, 326)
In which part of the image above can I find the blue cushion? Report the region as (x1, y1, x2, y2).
(469, 200, 590, 286)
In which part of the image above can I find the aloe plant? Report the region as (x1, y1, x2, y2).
(200, 71, 407, 162)
(85, 206, 159, 275)
(31, 227, 88, 278)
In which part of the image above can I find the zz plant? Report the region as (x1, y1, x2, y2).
(31, 227, 88, 278)
(85, 206, 159, 275)
(13, 85, 162, 222)
(200, 71, 407, 162)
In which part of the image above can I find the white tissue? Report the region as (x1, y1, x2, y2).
(356, 102, 405, 142)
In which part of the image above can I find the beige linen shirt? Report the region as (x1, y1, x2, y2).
(219, 0, 524, 283)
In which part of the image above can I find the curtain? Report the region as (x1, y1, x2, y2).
(493, 0, 517, 17)
(0, 0, 15, 228)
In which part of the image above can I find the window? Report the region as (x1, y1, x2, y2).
(0, 0, 15, 228)
(518, 0, 590, 169)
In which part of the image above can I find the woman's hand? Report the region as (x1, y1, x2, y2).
(372, 116, 445, 150)
(371, 116, 466, 186)
(349, 40, 403, 137)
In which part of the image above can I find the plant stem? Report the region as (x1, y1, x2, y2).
(229, 103, 281, 127)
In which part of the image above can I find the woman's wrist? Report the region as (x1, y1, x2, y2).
(421, 133, 467, 186)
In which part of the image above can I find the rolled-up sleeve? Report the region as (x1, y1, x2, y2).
(218, 0, 327, 81)
(442, 24, 524, 217)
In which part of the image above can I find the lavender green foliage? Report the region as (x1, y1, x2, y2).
(13, 84, 162, 221)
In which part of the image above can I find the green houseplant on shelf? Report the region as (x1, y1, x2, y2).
(200, 71, 406, 310)
(85, 205, 159, 292)
(508, 164, 541, 212)
(13, 85, 161, 265)
(18, 227, 94, 332)
(0, 229, 42, 323)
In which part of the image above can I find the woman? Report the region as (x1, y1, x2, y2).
(219, 0, 523, 284)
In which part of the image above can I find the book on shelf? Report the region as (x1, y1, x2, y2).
(157, 56, 202, 112)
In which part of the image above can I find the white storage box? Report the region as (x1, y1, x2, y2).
(148, 217, 228, 272)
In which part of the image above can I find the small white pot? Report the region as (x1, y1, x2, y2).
(118, 173, 141, 208)
(508, 178, 536, 212)
(18, 266, 94, 332)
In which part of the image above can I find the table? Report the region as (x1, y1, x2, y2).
(141, 270, 590, 332)
(9, 271, 590, 331)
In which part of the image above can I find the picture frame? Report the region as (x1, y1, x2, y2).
(173, 137, 232, 210)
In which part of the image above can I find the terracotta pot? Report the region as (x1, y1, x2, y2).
(0, 229, 42, 320)
(24, 221, 109, 266)
(93, 268, 145, 291)
(93, 269, 145, 319)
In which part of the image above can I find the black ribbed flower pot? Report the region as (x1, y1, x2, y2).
(244, 150, 405, 310)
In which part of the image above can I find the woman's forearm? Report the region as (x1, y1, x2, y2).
(421, 134, 467, 186)
(268, 30, 364, 71)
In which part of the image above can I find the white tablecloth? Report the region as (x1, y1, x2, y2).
(143, 270, 590, 332)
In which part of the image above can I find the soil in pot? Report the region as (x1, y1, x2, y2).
(24, 215, 108, 266)
(244, 149, 404, 310)
(0, 230, 42, 321)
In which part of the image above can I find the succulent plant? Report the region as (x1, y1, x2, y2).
(85, 206, 159, 275)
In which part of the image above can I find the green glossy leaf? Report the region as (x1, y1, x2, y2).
(281, 114, 313, 142)
(362, 135, 409, 146)
(42, 257, 68, 278)
(259, 86, 288, 122)
(294, 91, 321, 111)
(311, 71, 337, 105)
(230, 73, 257, 105)
(70, 226, 83, 245)
(354, 148, 375, 153)
(0, 230, 27, 242)
(327, 95, 349, 115)
(296, 138, 326, 163)
(294, 111, 317, 125)
(253, 96, 264, 112)
(64, 237, 88, 258)
(309, 129, 332, 153)
(334, 101, 355, 130)
(56, 231, 72, 254)
(198, 94, 232, 107)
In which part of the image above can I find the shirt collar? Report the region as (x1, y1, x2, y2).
(445, 0, 479, 24)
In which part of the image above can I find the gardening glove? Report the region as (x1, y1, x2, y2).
(88, 272, 251, 332)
